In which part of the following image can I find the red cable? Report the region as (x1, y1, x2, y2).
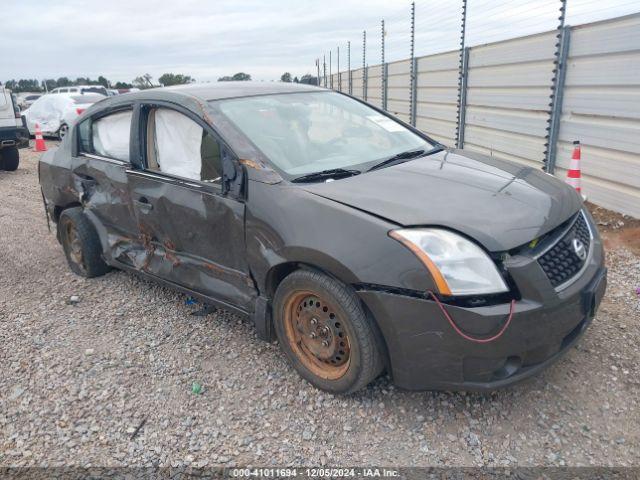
(427, 291, 516, 344)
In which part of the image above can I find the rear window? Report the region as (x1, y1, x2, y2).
(78, 110, 132, 162)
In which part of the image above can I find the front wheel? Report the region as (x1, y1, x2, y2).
(0, 147, 19, 171)
(273, 269, 384, 394)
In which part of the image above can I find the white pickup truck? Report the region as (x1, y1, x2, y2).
(0, 86, 30, 171)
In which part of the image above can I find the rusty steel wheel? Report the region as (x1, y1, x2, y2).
(65, 220, 85, 271)
(58, 207, 110, 278)
(283, 290, 351, 380)
(274, 269, 384, 394)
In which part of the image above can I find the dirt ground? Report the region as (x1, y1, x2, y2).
(1, 142, 639, 468)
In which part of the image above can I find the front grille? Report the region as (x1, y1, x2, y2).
(538, 211, 591, 288)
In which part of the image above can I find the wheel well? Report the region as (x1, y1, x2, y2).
(53, 202, 81, 223)
(262, 261, 391, 374)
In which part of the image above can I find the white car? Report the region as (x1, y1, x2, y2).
(22, 94, 105, 139)
(49, 85, 109, 97)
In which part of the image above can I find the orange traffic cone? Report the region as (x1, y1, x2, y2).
(34, 123, 47, 152)
(565, 140, 581, 194)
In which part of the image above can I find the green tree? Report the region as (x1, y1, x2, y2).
(218, 72, 251, 82)
(158, 73, 194, 86)
(97, 76, 111, 88)
(56, 77, 72, 87)
(280, 72, 292, 82)
(113, 81, 133, 89)
(293, 76, 299, 83)
(42, 79, 57, 91)
(132, 74, 155, 89)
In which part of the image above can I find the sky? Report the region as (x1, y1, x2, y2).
(2, 0, 638, 84)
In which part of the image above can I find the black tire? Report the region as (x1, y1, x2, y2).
(1, 147, 19, 171)
(58, 207, 110, 278)
(273, 269, 384, 394)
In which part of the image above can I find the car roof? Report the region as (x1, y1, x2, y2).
(112, 81, 324, 103)
(78, 82, 329, 125)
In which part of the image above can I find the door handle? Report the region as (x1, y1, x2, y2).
(134, 197, 153, 211)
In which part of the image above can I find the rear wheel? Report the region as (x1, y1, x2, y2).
(273, 269, 384, 394)
(0, 147, 19, 171)
(58, 207, 110, 278)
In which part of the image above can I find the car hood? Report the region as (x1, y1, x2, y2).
(299, 149, 582, 252)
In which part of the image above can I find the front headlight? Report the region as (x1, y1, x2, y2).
(389, 228, 509, 296)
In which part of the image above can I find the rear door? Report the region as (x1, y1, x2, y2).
(72, 106, 140, 261)
(125, 102, 256, 311)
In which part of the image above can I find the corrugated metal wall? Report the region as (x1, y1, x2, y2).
(553, 15, 640, 216)
(327, 13, 640, 218)
(463, 31, 556, 169)
(415, 51, 460, 146)
(387, 59, 411, 124)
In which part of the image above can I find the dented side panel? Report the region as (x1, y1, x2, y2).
(125, 171, 256, 311)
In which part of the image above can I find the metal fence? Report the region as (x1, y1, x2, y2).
(318, 4, 640, 218)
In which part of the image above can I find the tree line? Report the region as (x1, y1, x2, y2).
(3, 71, 319, 93)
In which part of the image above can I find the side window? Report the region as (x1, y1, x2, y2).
(146, 108, 223, 183)
(59, 88, 68, 93)
(78, 110, 132, 161)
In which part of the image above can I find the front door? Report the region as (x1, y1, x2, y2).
(125, 104, 256, 312)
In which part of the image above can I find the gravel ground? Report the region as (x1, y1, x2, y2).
(1, 142, 639, 468)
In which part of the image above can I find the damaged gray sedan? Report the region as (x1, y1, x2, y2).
(39, 82, 606, 394)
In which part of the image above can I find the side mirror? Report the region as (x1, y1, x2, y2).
(221, 155, 245, 199)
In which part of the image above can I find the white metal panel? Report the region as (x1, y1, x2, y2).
(387, 100, 410, 116)
(415, 103, 457, 123)
(387, 87, 409, 102)
(416, 87, 458, 104)
(565, 52, 640, 87)
(387, 73, 410, 89)
(562, 87, 640, 120)
(415, 117, 457, 142)
(417, 51, 459, 72)
(569, 13, 640, 58)
(464, 125, 546, 163)
(416, 70, 459, 88)
(387, 59, 411, 75)
(469, 31, 557, 67)
(465, 106, 549, 137)
(466, 87, 551, 111)
(558, 114, 640, 154)
(368, 65, 383, 77)
(467, 61, 554, 87)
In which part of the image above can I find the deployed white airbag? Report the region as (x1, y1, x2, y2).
(154, 109, 203, 180)
(92, 111, 132, 161)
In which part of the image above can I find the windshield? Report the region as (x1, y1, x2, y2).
(214, 91, 432, 176)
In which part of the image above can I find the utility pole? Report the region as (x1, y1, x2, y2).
(348, 41, 352, 95)
(323, 54, 327, 87)
(410, 1, 417, 125)
(362, 30, 367, 100)
(329, 50, 332, 89)
(455, 0, 468, 148)
(337, 46, 340, 91)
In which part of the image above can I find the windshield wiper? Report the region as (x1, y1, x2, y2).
(367, 145, 444, 172)
(291, 168, 362, 183)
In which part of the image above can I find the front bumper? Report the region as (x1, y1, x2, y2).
(358, 231, 606, 391)
(0, 125, 30, 149)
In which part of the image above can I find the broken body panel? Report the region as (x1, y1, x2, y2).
(39, 83, 606, 390)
